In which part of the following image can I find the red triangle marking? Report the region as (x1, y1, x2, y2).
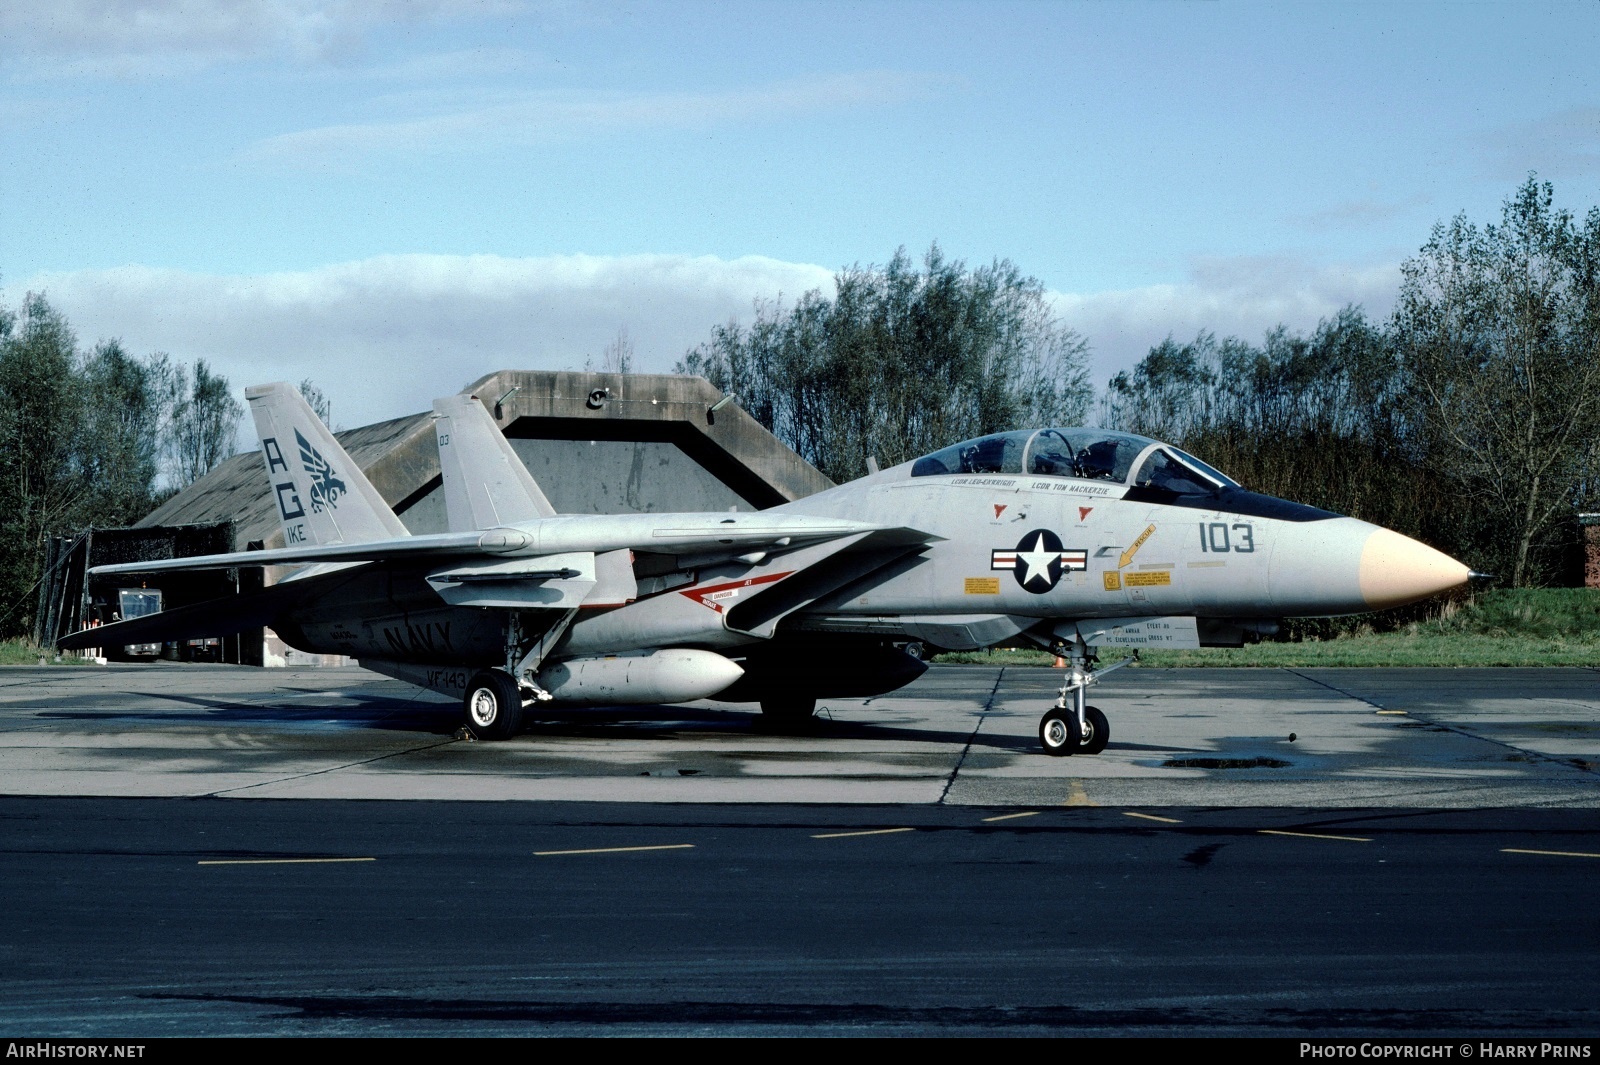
(679, 571, 794, 613)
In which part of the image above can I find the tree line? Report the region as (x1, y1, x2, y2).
(678, 244, 1093, 483)
(4, 174, 1596, 639)
(1101, 176, 1600, 589)
(0, 291, 245, 634)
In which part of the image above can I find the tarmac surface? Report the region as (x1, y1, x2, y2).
(2, 661, 1597, 807)
(5, 796, 1599, 1037)
(5, 662, 1600, 1036)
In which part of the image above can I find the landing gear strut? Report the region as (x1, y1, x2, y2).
(460, 609, 577, 741)
(1040, 635, 1130, 756)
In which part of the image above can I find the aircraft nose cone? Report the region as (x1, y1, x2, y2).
(1358, 528, 1471, 609)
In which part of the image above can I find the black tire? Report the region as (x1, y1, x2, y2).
(1039, 708, 1081, 756)
(759, 696, 818, 731)
(1079, 705, 1110, 755)
(463, 669, 525, 740)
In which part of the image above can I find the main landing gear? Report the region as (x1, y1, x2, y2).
(461, 609, 577, 741)
(464, 669, 524, 741)
(1039, 636, 1132, 756)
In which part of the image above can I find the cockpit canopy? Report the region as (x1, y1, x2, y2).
(909, 428, 1238, 494)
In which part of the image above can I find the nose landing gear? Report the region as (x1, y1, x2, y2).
(1040, 636, 1130, 756)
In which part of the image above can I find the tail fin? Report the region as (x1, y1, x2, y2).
(432, 393, 557, 532)
(246, 382, 409, 546)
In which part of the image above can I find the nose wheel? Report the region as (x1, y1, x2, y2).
(1039, 633, 1127, 756)
(1040, 704, 1110, 756)
(1040, 708, 1080, 754)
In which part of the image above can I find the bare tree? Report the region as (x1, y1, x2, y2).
(298, 378, 332, 427)
(602, 327, 634, 374)
(1393, 175, 1600, 585)
(168, 359, 243, 488)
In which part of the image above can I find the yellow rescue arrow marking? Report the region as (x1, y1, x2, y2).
(1119, 524, 1156, 569)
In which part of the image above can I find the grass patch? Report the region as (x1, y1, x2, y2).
(931, 588, 1600, 668)
(0, 639, 95, 665)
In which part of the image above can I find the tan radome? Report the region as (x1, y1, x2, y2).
(1359, 528, 1472, 609)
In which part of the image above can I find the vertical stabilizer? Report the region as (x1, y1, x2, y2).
(432, 393, 557, 531)
(246, 382, 409, 546)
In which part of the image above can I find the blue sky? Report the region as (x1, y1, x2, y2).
(4, 0, 1598, 429)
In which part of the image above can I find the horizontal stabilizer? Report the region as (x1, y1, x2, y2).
(57, 579, 313, 651)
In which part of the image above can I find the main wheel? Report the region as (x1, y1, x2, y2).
(1079, 705, 1110, 755)
(463, 669, 525, 740)
(759, 696, 817, 731)
(1039, 708, 1081, 756)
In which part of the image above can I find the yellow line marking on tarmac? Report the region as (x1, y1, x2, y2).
(1124, 812, 1182, 824)
(812, 828, 916, 839)
(1376, 710, 1407, 715)
(198, 857, 376, 866)
(1502, 848, 1600, 859)
(982, 811, 1040, 823)
(534, 844, 695, 856)
(1259, 830, 1371, 843)
(1061, 780, 1097, 807)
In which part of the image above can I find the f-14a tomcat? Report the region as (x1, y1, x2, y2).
(61, 382, 1471, 755)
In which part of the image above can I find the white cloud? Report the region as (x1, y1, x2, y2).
(0, 0, 525, 78)
(5, 250, 1403, 434)
(243, 71, 949, 163)
(6, 253, 835, 428)
(1053, 255, 1403, 392)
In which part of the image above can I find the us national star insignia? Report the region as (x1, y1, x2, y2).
(991, 529, 1088, 593)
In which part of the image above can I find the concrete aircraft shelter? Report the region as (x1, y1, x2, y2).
(139, 370, 834, 549)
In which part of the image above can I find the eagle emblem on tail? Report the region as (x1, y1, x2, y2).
(295, 429, 347, 513)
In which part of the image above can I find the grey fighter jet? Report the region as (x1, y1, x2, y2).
(61, 383, 1470, 755)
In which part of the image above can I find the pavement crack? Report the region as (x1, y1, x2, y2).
(204, 738, 461, 797)
(1286, 668, 1597, 776)
(937, 668, 1004, 805)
